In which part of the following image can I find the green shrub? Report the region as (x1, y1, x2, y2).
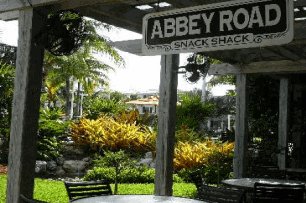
(175, 126, 202, 143)
(93, 150, 137, 194)
(0, 62, 14, 164)
(174, 141, 234, 184)
(84, 167, 183, 183)
(37, 108, 69, 161)
(83, 97, 127, 119)
(84, 167, 115, 182)
(176, 93, 215, 130)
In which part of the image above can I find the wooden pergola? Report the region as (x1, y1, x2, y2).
(1, 0, 306, 202)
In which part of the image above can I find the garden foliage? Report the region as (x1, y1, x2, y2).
(175, 126, 202, 143)
(37, 108, 70, 161)
(174, 140, 234, 184)
(114, 110, 156, 127)
(0, 62, 14, 163)
(84, 166, 183, 184)
(70, 115, 156, 153)
(176, 93, 215, 130)
(93, 150, 135, 194)
(83, 96, 127, 119)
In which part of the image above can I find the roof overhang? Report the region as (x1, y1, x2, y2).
(1, 0, 306, 65)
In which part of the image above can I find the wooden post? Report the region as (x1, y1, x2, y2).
(6, 7, 45, 203)
(154, 54, 179, 196)
(234, 74, 248, 178)
(278, 78, 289, 170)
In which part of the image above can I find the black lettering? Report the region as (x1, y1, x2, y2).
(234, 35, 242, 43)
(188, 40, 195, 47)
(181, 41, 188, 48)
(173, 41, 181, 49)
(226, 36, 234, 44)
(211, 38, 218, 46)
(202, 39, 209, 46)
(219, 36, 227, 44)
(242, 34, 250, 42)
(195, 40, 202, 47)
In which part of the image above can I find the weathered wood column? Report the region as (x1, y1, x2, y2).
(234, 73, 248, 178)
(155, 54, 179, 196)
(6, 7, 45, 203)
(278, 78, 289, 170)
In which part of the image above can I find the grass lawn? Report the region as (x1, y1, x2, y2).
(0, 175, 196, 203)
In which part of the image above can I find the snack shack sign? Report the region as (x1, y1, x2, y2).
(142, 0, 294, 55)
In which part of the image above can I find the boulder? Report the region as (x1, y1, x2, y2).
(35, 161, 47, 174)
(56, 167, 66, 177)
(47, 160, 57, 171)
(62, 160, 88, 174)
(56, 156, 65, 166)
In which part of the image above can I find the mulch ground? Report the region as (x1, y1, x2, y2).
(0, 164, 7, 174)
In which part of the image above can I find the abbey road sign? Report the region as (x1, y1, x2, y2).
(142, 0, 294, 55)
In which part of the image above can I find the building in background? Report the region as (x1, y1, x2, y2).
(126, 96, 159, 115)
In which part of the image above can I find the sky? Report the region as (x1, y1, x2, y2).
(0, 20, 234, 95)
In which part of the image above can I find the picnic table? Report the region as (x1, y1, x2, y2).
(72, 195, 207, 203)
(222, 178, 306, 190)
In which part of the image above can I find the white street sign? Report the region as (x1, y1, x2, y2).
(142, 0, 294, 55)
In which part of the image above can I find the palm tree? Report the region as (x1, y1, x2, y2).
(43, 19, 124, 119)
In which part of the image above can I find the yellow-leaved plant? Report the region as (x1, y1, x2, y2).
(174, 140, 234, 170)
(70, 115, 156, 153)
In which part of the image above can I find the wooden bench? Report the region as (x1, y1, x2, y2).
(253, 182, 305, 203)
(64, 180, 112, 202)
(197, 184, 246, 203)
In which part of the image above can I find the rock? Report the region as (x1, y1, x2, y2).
(62, 144, 86, 159)
(145, 152, 153, 159)
(62, 160, 88, 174)
(56, 167, 66, 177)
(82, 157, 91, 162)
(47, 161, 57, 171)
(149, 161, 155, 168)
(138, 152, 155, 168)
(56, 156, 65, 166)
(35, 161, 47, 174)
(82, 157, 92, 165)
(62, 145, 85, 155)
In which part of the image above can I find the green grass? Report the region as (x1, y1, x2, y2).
(0, 175, 196, 203)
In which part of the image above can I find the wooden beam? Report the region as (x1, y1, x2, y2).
(294, 0, 306, 7)
(208, 60, 306, 75)
(293, 20, 306, 40)
(57, 0, 116, 10)
(208, 63, 241, 75)
(0, 10, 19, 21)
(112, 39, 143, 55)
(155, 54, 179, 196)
(0, 0, 63, 13)
(166, 0, 229, 8)
(57, 0, 156, 10)
(6, 7, 45, 203)
(234, 74, 248, 178)
(0, 0, 122, 13)
(278, 78, 289, 170)
(79, 5, 145, 33)
(266, 47, 301, 61)
(165, 0, 196, 8)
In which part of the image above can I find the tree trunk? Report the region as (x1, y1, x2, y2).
(70, 80, 74, 119)
(65, 77, 74, 119)
(75, 82, 81, 117)
(114, 167, 119, 194)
